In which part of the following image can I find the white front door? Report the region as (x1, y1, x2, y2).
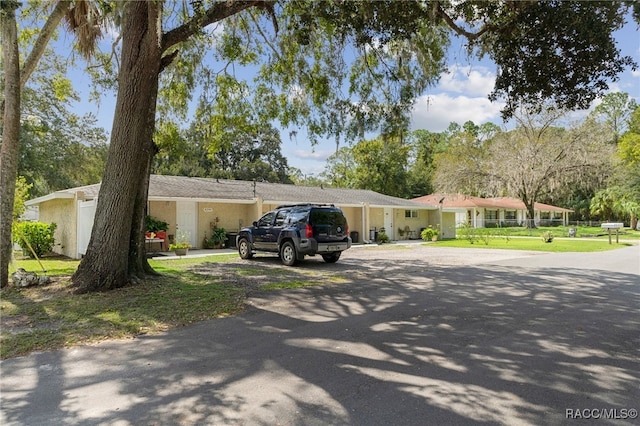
(384, 208, 394, 240)
(176, 201, 198, 248)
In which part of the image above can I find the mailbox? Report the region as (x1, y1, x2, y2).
(601, 223, 623, 229)
(601, 222, 624, 244)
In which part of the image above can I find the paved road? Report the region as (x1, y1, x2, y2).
(1, 244, 639, 425)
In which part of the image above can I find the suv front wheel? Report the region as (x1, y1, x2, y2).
(280, 241, 298, 266)
(238, 238, 253, 259)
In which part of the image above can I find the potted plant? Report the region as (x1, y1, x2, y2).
(145, 215, 168, 232)
(421, 226, 439, 242)
(203, 227, 227, 249)
(376, 229, 390, 244)
(170, 230, 191, 255)
(202, 232, 215, 249)
(210, 227, 227, 249)
(169, 241, 190, 256)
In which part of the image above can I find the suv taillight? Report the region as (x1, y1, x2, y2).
(305, 224, 313, 238)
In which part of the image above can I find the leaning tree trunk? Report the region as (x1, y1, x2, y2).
(72, 1, 162, 293)
(0, 1, 21, 289)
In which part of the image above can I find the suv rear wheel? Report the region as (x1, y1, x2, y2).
(238, 238, 253, 259)
(280, 241, 298, 266)
(322, 253, 341, 263)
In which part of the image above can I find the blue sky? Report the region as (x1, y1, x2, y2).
(65, 14, 640, 177)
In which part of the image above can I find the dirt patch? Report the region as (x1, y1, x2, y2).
(190, 257, 349, 295)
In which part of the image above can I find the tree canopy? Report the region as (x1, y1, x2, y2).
(434, 106, 615, 225)
(591, 106, 640, 228)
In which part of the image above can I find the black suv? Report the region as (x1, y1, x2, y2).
(236, 204, 351, 266)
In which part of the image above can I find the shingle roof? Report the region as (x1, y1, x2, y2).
(413, 193, 573, 212)
(29, 175, 435, 209)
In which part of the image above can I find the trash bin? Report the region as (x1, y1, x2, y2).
(350, 231, 359, 243)
(369, 229, 378, 241)
(226, 233, 238, 248)
(568, 228, 576, 237)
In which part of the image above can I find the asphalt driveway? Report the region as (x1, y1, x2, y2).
(1, 244, 639, 425)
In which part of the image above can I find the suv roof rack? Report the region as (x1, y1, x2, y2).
(275, 203, 336, 209)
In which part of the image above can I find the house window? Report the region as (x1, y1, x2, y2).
(485, 210, 498, 220)
(505, 210, 516, 220)
(405, 210, 418, 218)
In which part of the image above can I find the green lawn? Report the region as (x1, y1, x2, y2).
(8, 257, 80, 276)
(489, 225, 640, 239)
(433, 237, 635, 252)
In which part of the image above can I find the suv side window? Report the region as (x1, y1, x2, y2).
(274, 210, 289, 226)
(287, 210, 308, 225)
(257, 211, 275, 227)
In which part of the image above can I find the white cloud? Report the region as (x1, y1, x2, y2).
(438, 65, 496, 96)
(410, 93, 505, 132)
(291, 149, 334, 161)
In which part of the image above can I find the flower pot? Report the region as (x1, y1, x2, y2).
(174, 248, 189, 256)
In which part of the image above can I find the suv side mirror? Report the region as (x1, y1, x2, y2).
(253, 221, 259, 227)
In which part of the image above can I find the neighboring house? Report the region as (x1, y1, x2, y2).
(413, 193, 573, 228)
(25, 175, 455, 259)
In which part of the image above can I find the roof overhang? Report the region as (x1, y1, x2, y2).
(262, 200, 438, 210)
(25, 192, 75, 206)
(369, 204, 437, 210)
(149, 196, 257, 204)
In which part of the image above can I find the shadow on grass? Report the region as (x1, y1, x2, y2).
(0, 267, 246, 359)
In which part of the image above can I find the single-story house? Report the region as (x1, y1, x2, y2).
(25, 175, 456, 259)
(413, 193, 573, 228)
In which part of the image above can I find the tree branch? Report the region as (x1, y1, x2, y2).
(435, 2, 491, 42)
(21, 1, 71, 88)
(162, 1, 269, 53)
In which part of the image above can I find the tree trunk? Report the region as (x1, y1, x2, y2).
(72, 1, 162, 293)
(129, 142, 160, 278)
(0, 1, 21, 289)
(525, 202, 536, 228)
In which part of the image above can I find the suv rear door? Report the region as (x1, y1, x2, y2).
(309, 208, 348, 243)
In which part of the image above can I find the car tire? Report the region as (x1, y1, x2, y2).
(322, 252, 341, 263)
(238, 238, 253, 259)
(280, 241, 298, 266)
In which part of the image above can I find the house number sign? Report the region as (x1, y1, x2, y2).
(203, 207, 213, 212)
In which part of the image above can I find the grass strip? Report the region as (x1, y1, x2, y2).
(432, 237, 635, 252)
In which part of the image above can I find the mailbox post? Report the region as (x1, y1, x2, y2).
(601, 222, 624, 244)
